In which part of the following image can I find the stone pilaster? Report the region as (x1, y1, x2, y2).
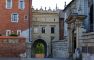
(67, 24, 73, 56)
(75, 20, 83, 48)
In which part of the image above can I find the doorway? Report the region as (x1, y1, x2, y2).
(32, 39, 47, 58)
(72, 29, 76, 53)
(89, 4, 93, 32)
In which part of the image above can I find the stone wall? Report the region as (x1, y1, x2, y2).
(0, 36, 26, 57)
(80, 32, 94, 60)
(32, 10, 59, 56)
(52, 39, 69, 58)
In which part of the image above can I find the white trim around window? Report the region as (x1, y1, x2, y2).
(6, 30, 11, 36)
(33, 27, 38, 33)
(6, 0, 12, 9)
(17, 30, 21, 36)
(11, 13, 19, 22)
(18, 0, 25, 10)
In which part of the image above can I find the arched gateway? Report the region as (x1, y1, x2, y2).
(32, 39, 47, 58)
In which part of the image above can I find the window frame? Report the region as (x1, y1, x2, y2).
(51, 27, 55, 34)
(18, 0, 25, 10)
(6, 30, 11, 36)
(11, 13, 19, 22)
(17, 30, 21, 36)
(41, 27, 45, 33)
(6, 0, 12, 9)
(33, 27, 38, 33)
(24, 15, 28, 20)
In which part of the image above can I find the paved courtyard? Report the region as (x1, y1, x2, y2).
(0, 58, 71, 60)
(22, 58, 70, 60)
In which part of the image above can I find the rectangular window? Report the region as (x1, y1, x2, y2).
(6, 0, 12, 9)
(51, 27, 55, 34)
(17, 30, 21, 36)
(11, 13, 19, 22)
(24, 15, 28, 20)
(33, 27, 38, 33)
(6, 30, 11, 36)
(42, 27, 45, 33)
(19, 0, 25, 9)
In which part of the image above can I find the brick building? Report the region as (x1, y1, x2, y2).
(0, 0, 32, 36)
(0, 0, 32, 57)
(0, 36, 26, 57)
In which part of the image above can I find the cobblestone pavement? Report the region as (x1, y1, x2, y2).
(21, 58, 71, 60)
(0, 58, 71, 60)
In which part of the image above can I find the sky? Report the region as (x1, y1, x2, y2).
(32, 0, 72, 10)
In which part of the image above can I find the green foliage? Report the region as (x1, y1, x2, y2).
(35, 43, 45, 54)
(9, 34, 18, 36)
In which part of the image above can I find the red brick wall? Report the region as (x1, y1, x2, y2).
(59, 18, 64, 40)
(0, 0, 32, 35)
(0, 36, 26, 57)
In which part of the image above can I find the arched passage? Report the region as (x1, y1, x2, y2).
(32, 39, 47, 58)
(72, 29, 76, 53)
(89, 4, 93, 32)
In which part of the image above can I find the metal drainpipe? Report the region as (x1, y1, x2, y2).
(28, 0, 31, 42)
(28, 0, 32, 58)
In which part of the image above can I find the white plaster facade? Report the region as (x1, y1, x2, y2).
(32, 8, 59, 57)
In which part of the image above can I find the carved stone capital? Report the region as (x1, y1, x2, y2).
(75, 20, 82, 27)
(67, 24, 71, 30)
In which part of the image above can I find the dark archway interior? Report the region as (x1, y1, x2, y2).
(72, 29, 76, 53)
(89, 4, 93, 32)
(32, 39, 47, 57)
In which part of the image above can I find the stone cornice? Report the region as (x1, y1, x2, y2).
(32, 9, 59, 16)
(32, 22, 59, 23)
(32, 12, 59, 15)
(67, 14, 86, 24)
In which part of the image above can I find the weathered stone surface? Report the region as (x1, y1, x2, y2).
(0, 36, 26, 57)
(52, 40, 69, 58)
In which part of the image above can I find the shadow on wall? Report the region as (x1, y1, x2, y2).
(21, 28, 32, 42)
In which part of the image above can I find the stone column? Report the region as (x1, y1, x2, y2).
(93, 0, 94, 31)
(75, 20, 83, 48)
(67, 24, 73, 56)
